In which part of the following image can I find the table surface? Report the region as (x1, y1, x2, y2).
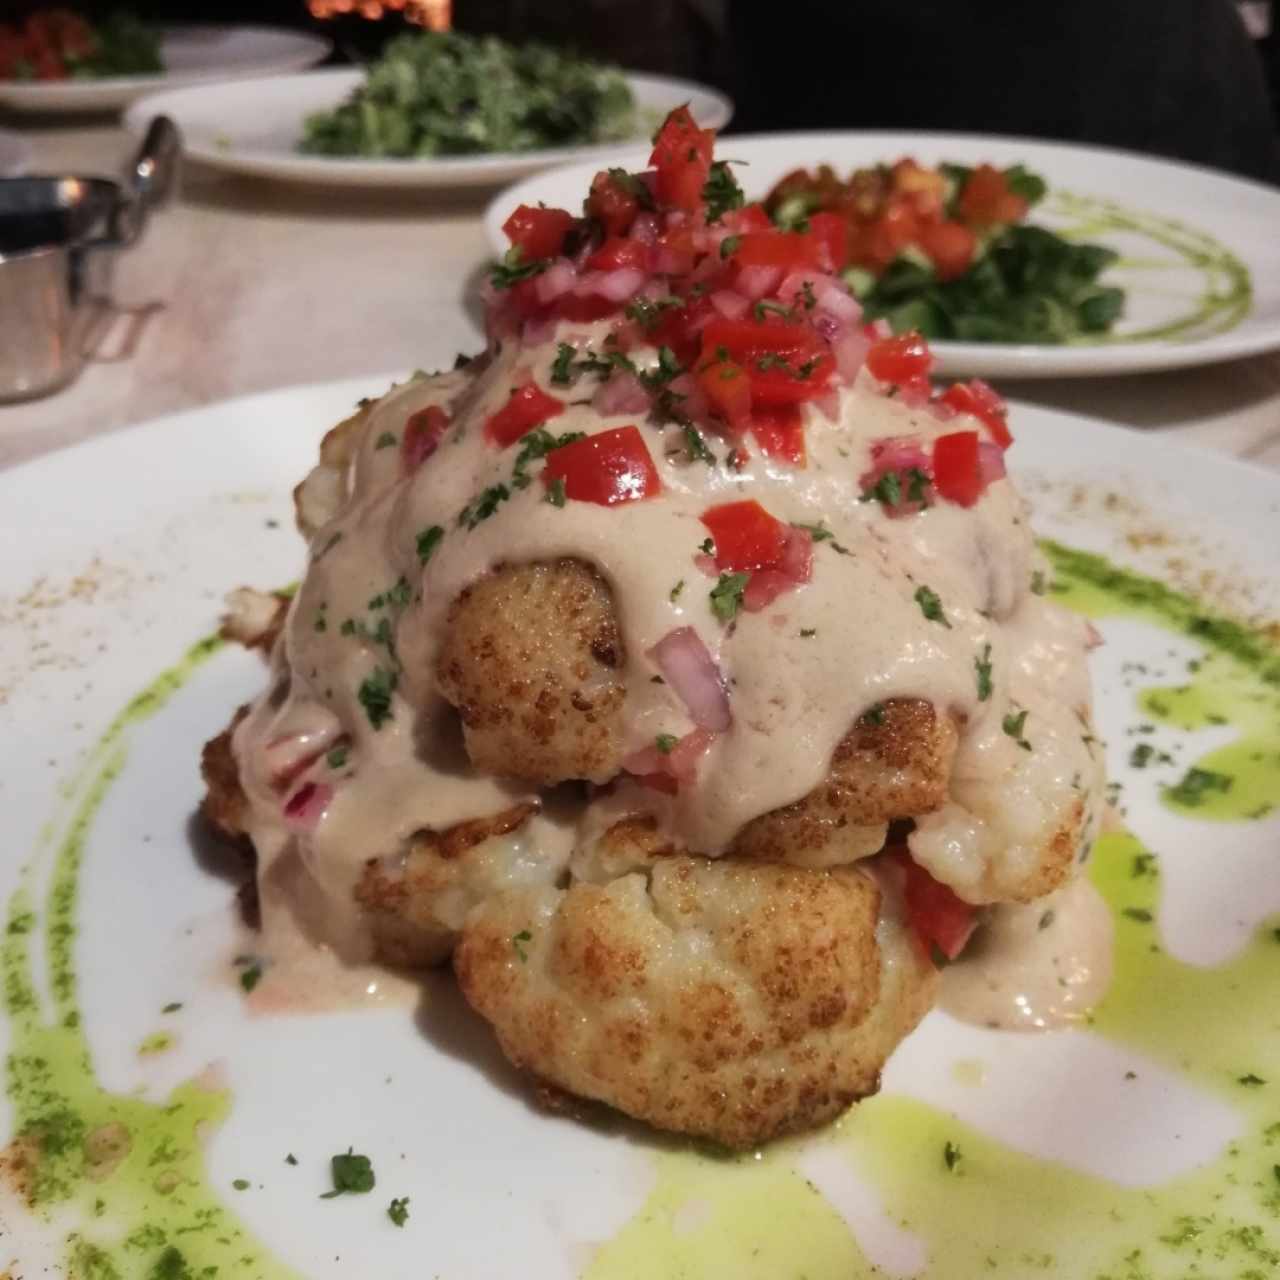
(4, 120, 1280, 476)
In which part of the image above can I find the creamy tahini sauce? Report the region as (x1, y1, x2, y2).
(939, 876, 1115, 1030)
(233, 312, 1105, 984)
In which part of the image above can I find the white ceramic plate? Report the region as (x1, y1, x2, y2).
(122, 68, 733, 190)
(2, 377, 1279, 1277)
(0, 25, 330, 114)
(0, 127, 31, 175)
(486, 132, 1280, 378)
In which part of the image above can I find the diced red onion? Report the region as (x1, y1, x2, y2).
(779, 525, 814, 583)
(776, 269, 819, 303)
(833, 327, 872, 383)
(631, 212, 659, 244)
(710, 289, 750, 320)
(622, 727, 715, 791)
(283, 781, 333, 832)
(694, 552, 718, 577)
(860, 437, 934, 517)
(977, 440, 1007, 487)
(583, 267, 646, 302)
(741, 527, 812, 612)
(535, 258, 578, 304)
(900, 379, 932, 410)
(667, 372, 711, 424)
(814, 390, 841, 423)
(815, 279, 861, 323)
(928, 398, 958, 422)
(1084, 621, 1104, 650)
(593, 371, 651, 416)
(521, 313, 559, 347)
(655, 246, 692, 275)
(736, 264, 783, 300)
(648, 627, 732, 732)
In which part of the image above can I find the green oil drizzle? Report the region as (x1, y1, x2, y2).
(589, 547, 1280, 1278)
(588, 833, 1280, 1280)
(1041, 540, 1280, 821)
(1047, 191, 1252, 344)
(1, 633, 300, 1279)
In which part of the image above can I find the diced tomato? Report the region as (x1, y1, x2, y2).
(400, 405, 450, 471)
(725, 202, 774, 234)
(585, 236, 651, 272)
(586, 170, 640, 237)
(649, 105, 715, 212)
(700, 318, 834, 405)
(553, 293, 621, 324)
(866, 331, 933, 386)
(940, 379, 1013, 448)
(484, 383, 566, 448)
(806, 212, 850, 272)
(957, 164, 1028, 228)
(899, 854, 977, 961)
(540, 425, 661, 506)
(932, 430, 984, 506)
(700, 499, 788, 572)
(751, 403, 806, 466)
(655, 224, 698, 275)
(862, 198, 922, 270)
(916, 220, 977, 282)
(501, 204, 575, 261)
(697, 358, 753, 428)
(652, 293, 717, 364)
(735, 229, 824, 272)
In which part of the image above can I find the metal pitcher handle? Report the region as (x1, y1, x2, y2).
(109, 115, 182, 248)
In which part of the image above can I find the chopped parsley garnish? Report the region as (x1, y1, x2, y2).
(640, 345, 683, 388)
(624, 295, 680, 330)
(943, 1141, 962, 1171)
(1165, 767, 1233, 806)
(710, 572, 749, 622)
(1030, 569, 1047, 595)
(388, 1196, 410, 1227)
(286, 1153, 298, 1166)
(1129, 742, 1155, 769)
(720, 234, 741, 260)
(416, 525, 444, 564)
(232, 1179, 250, 1191)
(511, 428, 585, 488)
(374, 431, 397, 450)
(489, 245, 547, 290)
(670, 579, 685, 602)
(914, 585, 951, 628)
(1131, 852, 1157, 878)
(974, 644, 993, 701)
(800, 628, 817, 638)
(606, 166, 655, 208)
(550, 342, 576, 385)
(753, 299, 793, 322)
(326, 745, 349, 769)
(321, 1149, 376, 1199)
(162, 1002, 183, 1014)
(684, 424, 715, 464)
(511, 929, 532, 963)
(545, 476, 567, 507)
(340, 618, 358, 637)
(239, 963, 262, 993)
(699, 537, 715, 555)
(1122, 907, 1153, 923)
(863, 470, 902, 507)
(703, 160, 745, 221)
(862, 703, 886, 727)
(1238, 1073, 1266, 1087)
(800, 280, 817, 310)
(458, 483, 511, 530)
(655, 733, 678, 754)
(358, 667, 397, 729)
(756, 353, 791, 373)
(795, 356, 821, 379)
(904, 468, 931, 505)
(1038, 909, 1055, 931)
(1002, 708, 1032, 751)
(317, 530, 343, 560)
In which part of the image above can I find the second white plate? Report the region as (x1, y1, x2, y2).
(124, 68, 733, 190)
(485, 131, 1280, 379)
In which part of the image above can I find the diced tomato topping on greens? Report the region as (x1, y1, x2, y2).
(649, 105, 714, 212)
(700, 500, 788, 573)
(501, 204, 575, 261)
(915, 220, 977, 281)
(932, 430, 984, 506)
(806, 212, 850, 272)
(485, 383, 566, 448)
(957, 164, 1028, 228)
(734, 229, 825, 272)
(586, 236, 651, 273)
(898, 853, 977, 961)
(540, 426, 661, 506)
(940, 379, 1012, 448)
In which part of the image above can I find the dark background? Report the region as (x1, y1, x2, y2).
(5, 0, 1278, 182)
